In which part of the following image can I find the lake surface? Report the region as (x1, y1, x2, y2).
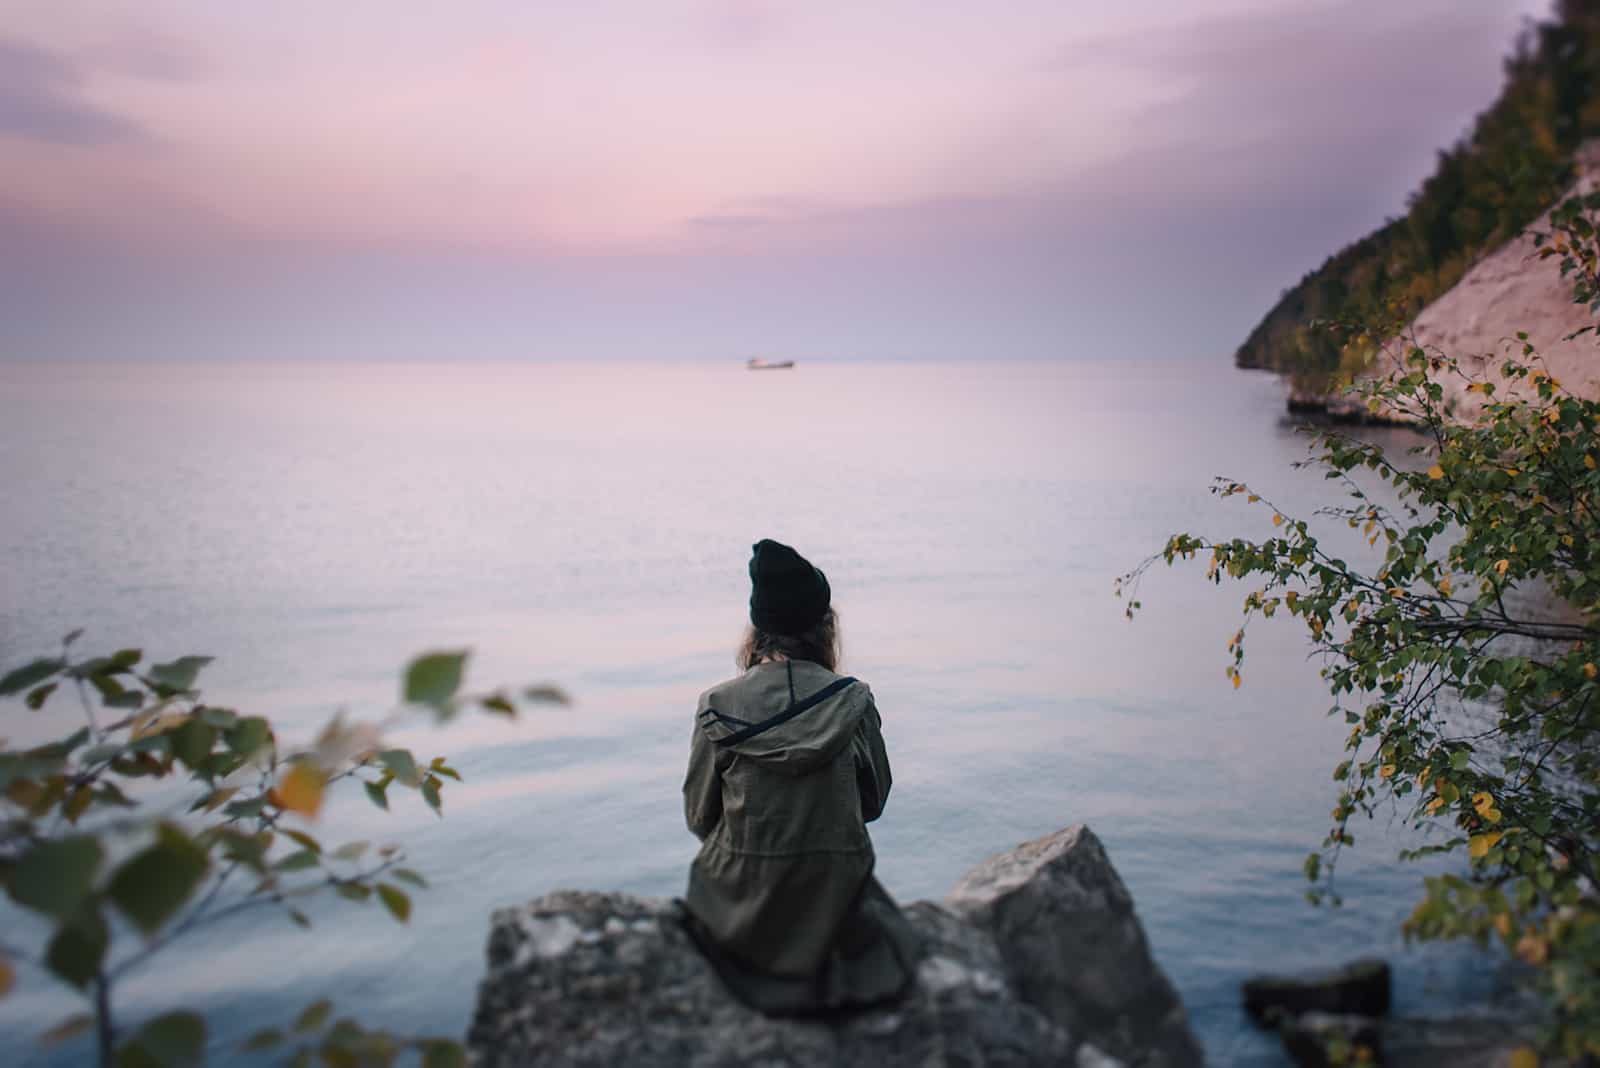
(0, 361, 1498, 1064)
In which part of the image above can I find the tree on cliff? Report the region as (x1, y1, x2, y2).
(1122, 203, 1600, 1058)
(0, 643, 564, 1067)
(1235, 0, 1600, 390)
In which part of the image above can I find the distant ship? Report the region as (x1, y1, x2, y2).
(746, 358, 795, 370)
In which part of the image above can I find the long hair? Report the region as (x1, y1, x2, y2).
(738, 608, 840, 673)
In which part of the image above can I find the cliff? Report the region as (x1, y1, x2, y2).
(1236, 2, 1600, 385)
(1289, 147, 1600, 424)
(466, 825, 1202, 1067)
(1372, 144, 1600, 420)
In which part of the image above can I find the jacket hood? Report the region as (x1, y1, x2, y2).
(696, 660, 864, 775)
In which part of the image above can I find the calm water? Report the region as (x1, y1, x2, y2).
(0, 361, 1495, 1065)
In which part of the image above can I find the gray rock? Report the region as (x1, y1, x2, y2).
(1275, 1012, 1384, 1068)
(1242, 958, 1391, 1026)
(468, 824, 1199, 1067)
(950, 826, 1203, 1067)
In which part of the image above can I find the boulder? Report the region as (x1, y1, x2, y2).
(1242, 958, 1391, 1025)
(467, 825, 1202, 1067)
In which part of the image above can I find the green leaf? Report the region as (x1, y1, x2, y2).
(376, 883, 411, 923)
(1450, 751, 1470, 771)
(46, 907, 109, 989)
(274, 850, 320, 873)
(421, 1041, 467, 1068)
(379, 749, 420, 786)
(225, 716, 271, 758)
(522, 684, 571, 706)
(168, 719, 216, 771)
(25, 682, 58, 710)
(295, 999, 333, 1034)
(0, 657, 65, 696)
(240, 1028, 283, 1052)
(147, 656, 213, 694)
(196, 706, 238, 728)
(105, 825, 209, 935)
(403, 651, 469, 709)
(335, 882, 372, 902)
(330, 841, 369, 862)
(421, 778, 442, 817)
(392, 867, 428, 888)
(9, 836, 103, 921)
(283, 830, 322, 854)
(363, 780, 389, 810)
(479, 693, 515, 718)
(118, 1011, 206, 1068)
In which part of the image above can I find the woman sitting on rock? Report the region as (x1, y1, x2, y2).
(681, 539, 919, 1015)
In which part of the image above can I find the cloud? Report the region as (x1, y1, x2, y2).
(90, 25, 208, 82)
(0, 36, 152, 146)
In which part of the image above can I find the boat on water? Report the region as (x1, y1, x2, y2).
(746, 358, 795, 370)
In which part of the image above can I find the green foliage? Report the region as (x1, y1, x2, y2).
(1120, 338, 1600, 1056)
(1236, 0, 1600, 389)
(0, 642, 545, 1066)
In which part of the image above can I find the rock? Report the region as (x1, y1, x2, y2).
(467, 824, 1199, 1067)
(949, 826, 1203, 1067)
(1276, 1012, 1384, 1068)
(1242, 958, 1391, 1026)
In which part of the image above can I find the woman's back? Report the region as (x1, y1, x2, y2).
(679, 540, 916, 1014)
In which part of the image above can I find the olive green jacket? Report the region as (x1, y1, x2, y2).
(682, 659, 893, 979)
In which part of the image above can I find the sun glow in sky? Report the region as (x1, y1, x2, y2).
(1, 0, 1554, 360)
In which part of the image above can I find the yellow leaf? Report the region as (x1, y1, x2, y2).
(1508, 1046, 1538, 1068)
(1427, 464, 1445, 480)
(1585, 662, 1597, 680)
(1472, 791, 1495, 816)
(1272, 514, 1284, 527)
(0, 956, 13, 998)
(1494, 559, 1510, 577)
(278, 764, 327, 819)
(1494, 913, 1512, 938)
(1427, 796, 1446, 815)
(1506, 467, 1519, 477)
(1232, 673, 1242, 690)
(1469, 832, 1504, 859)
(1515, 932, 1549, 966)
(1586, 454, 1597, 471)
(1247, 494, 1260, 503)
(1437, 577, 1453, 596)
(1379, 764, 1396, 780)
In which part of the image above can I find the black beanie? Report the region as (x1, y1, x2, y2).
(748, 539, 831, 636)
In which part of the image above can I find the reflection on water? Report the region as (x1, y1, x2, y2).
(0, 361, 1495, 1064)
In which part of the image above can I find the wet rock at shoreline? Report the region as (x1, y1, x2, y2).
(1243, 957, 1391, 1025)
(467, 824, 1202, 1067)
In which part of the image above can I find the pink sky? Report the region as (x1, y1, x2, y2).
(0, 0, 1555, 360)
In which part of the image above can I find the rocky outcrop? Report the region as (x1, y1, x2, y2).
(467, 825, 1202, 1067)
(1242, 958, 1391, 1025)
(1363, 141, 1600, 424)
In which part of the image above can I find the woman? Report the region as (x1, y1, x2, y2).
(681, 539, 919, 1015)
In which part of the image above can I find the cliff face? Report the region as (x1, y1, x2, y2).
(1236, 2, 1600, 384)
(467, 825, 1202, 1068)
(1370, 144, 1600, 421)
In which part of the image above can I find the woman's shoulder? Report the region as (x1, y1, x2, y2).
(695, 661, 873, 707)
